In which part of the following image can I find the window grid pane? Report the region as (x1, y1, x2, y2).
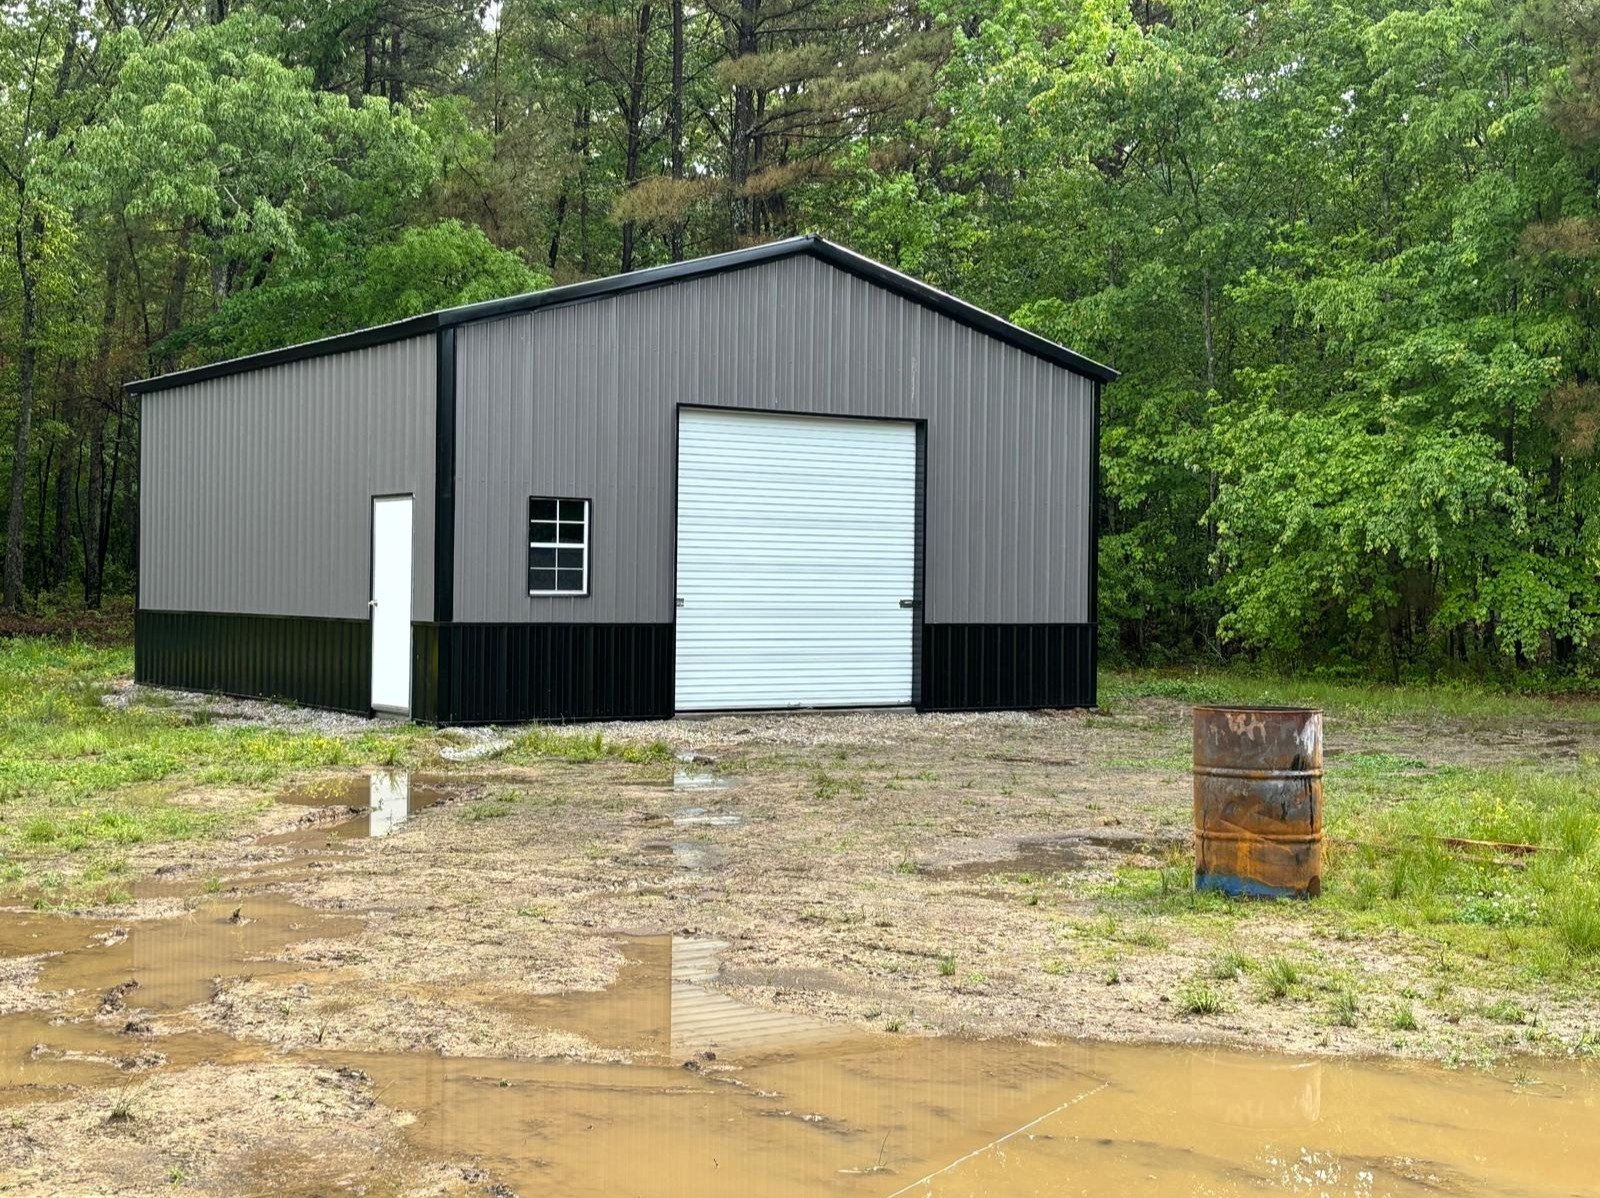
(528, 497, 589, 595)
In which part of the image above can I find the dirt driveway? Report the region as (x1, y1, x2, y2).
(3, 695, 1598, 1195)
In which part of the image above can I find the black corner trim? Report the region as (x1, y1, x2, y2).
(125, 237, 1118, 394)
(1089, 378, 1101, 708)
(920, 623, 1096, 712)
(434, 327, 456, 624)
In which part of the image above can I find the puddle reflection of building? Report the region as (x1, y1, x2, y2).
(367, 769, 412, 837)
(1190, 1051, 1323, 1128)
(666, 937, 838, 1057)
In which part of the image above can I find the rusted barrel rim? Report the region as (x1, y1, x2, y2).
(1193, 703, 1324, 714)
(1194, 765, 1322, 780)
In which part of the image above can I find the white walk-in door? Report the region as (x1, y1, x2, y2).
(675, 409, 917, 711)
(369, 496, 414, 714)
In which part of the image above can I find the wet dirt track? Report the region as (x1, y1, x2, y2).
(3, 705, 1599, 1195)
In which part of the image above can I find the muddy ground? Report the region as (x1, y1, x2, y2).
(3, 695, 1599, 1195)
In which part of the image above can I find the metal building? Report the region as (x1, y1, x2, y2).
(131, 236, 1116, 723)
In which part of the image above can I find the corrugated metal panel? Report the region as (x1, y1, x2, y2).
(411, 622, 673, 724)
(139, 335, 436, 621)
(134, 610, 371, 713)
(453, 253, 1092, 626)
(675, 409, 916, 710)
(921, 624, 1097, 710)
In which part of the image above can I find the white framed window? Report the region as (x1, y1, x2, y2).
(528, 497, 589, 595)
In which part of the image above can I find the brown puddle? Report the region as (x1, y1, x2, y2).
(268, 769, 478, 840)
(498, 936, 838, 1060)
(2, 776, 1598, 1195)
(0, 1011, 260, 1108)
(32, 897, 362, 1012)
(0, 912, 121, 959)
(332, 1036, 1600, 1197)
(10, 908, 1595, 1196)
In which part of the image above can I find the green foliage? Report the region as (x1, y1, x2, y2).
(3, 0, 1600, 684)
(869, 0, 1600, 674)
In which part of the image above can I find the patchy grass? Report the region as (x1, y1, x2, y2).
(0, 637, 427, 896)
(1322, 765, 1600, 963)
(1087, 747, 1600, 992)
(1208, 949, 1254, 981)
(1102, 669, 1600, 726)
(506, 726, 672, 766)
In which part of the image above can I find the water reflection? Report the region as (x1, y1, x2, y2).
(367, 769, 413, 837)
(272, 770, 461, 839)
(673, 766, 736, 791)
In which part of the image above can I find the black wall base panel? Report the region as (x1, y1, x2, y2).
(414, 622, 673, 724)
(920, 623, 1096, 711)
(135, 610, 371, 714)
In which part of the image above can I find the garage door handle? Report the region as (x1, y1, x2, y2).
(899, 599, 918, 609)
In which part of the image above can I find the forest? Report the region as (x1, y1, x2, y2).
(0, 0, 1596, 679)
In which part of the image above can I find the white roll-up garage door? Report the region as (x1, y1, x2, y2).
(675, 408, 918, 711)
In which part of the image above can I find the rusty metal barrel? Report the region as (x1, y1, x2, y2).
(1193, 706, 1323, 898)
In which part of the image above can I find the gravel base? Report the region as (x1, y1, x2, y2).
(570, 707, 1074, 752)
(100, 678, 1082, 754)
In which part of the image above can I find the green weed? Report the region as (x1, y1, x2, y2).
(1177, 980, 1226, 1015)
(1209, 949, 1254, 981)
(1261, 956, 1301, 999)
(1330, 990, 1359, 1027)
(1481, 998, 1527, 1025)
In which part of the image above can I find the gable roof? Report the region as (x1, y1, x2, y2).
(126, 235, 1118, 394)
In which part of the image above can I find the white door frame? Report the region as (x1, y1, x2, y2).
(369, 494, 414, 715)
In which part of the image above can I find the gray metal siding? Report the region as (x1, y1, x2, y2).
(139, 336, 436, 621)
(453, 254, 1093, 625)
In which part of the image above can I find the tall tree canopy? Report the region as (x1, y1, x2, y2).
(0, 0, 1596, 680)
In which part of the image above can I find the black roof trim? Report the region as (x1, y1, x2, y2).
(126, 235, 1118, 394)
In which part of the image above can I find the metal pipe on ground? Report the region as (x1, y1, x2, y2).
(1193, 705, 1323, 899)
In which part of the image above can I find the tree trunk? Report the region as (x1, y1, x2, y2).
(576, 105, 592, 274)
(4, 232, 39, 611)
(83, 416, 105, 609)
(48, 366, 77, 590)
(620, 3, 654, 272)
(727, 0, 760, 241)
(158, 222, 194, 372)
(669, 0, 685, 262)
(52, 408, 72, 590)
(388, 25, 405, 105)
(81, 252, 121, 608)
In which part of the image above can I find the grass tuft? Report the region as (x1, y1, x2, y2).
(1330, 989, 1359, 1028)
(1177, 979, 1226, 1015)
(1261, 956, 1301, 1000)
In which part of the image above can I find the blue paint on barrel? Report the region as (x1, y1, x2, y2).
(1195, 871, 1304, 899)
